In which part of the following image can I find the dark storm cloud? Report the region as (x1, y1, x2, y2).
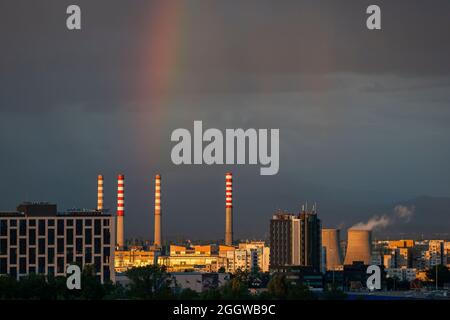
(180, 0, 450, 76)
(1, 1, 450, 239)
(1, 0, 450, 112)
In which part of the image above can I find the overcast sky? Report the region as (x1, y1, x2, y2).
(1, 0, 450, 240)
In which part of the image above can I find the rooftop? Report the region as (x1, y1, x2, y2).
(0, 202, 111, 217)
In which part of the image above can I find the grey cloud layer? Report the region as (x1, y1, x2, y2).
(0, 1, 450, 238)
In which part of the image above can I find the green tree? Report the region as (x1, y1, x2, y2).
(267, 274, 288, 299)
(46, 275, 73, 300)
(178, 288, 199, 300)
(220, 277, 251, 299)
(200, 288, 222, 300)
(125, 265, 173, 299)
(426, 265, 450, 289)
(102, 281, 127, 300)
(79, 264, 106, 299)
(17, 273, 52, 300)
(0, 275, 18, 299)
(286, 283, 315, 300)
(267, 274, 315, 300)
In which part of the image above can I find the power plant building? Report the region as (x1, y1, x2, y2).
(344, 229, 372, 265)
(322, 228, 343, 270)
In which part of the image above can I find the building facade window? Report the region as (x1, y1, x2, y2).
(28, 228, 36, 246)
(38, 220, 45, 236)
(10, 229, 17, 246)
(0, 220, 7, 236)
(19, 220, 26, 236)
(19, 239, 26, 255)
(57, 220, 64, 236)
(48, 229, 55, 245)
(76, 220, 83, 236)
(94, 220, 101, 235)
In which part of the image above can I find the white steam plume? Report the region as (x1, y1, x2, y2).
(394, 205, 415, 222)
(350, 215, 390, 231)
(350, 204, 415, 231)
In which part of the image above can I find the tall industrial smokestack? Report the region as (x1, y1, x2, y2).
(97, 175, 104, 211)
(225, 172, 233, 246)
(116, 174, 125, 249)
(154, 174, 162, 248)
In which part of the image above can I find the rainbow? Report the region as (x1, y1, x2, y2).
(135, 1, 186, 119)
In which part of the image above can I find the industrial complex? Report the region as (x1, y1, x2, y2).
(0, 172, 450, 296)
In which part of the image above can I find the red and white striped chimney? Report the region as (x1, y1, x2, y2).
(97, 175, 104, 211)
(116, 174, 125, 248)
(225, 172, 233, 246)
(154, 174, 162, 248)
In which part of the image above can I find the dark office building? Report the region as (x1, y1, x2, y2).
(297, 210, 322, 271)
(269, 212, 293, 269)
(0, 202, 115, 283)
(270, 206, 322, 272)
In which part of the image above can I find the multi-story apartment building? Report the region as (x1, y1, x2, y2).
(219, 246, 252, 272)
(0, 203, 115, 283)
(396, 248, 410, 268)
(387, 240, 415, 250)
(423, 240, 445, 268)
(445, 242, 450, 266)
(383, 254, 394, 268)
(385, 267, 417, 282)
(269, 206, 322, 272)
(269, 213, 293, 269)
(238, 241, 270, 272)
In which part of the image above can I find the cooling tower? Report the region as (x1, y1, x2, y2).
(344, 229, 372, 265)
(154, 174, 161, 248)
(116, 174, 125, 249)
(225, 172, 233, 246)
(322, 228, 343, 270)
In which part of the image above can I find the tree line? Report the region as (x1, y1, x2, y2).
(0, 265, 322, 300)
(1, 264, 447, 300)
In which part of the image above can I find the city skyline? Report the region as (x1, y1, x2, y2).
(0, 173, 449, 242)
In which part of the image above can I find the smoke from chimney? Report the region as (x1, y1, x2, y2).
(350, 204, 415, 231)
(394, 205, 414, 222)
(350, 215, 390, 231)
